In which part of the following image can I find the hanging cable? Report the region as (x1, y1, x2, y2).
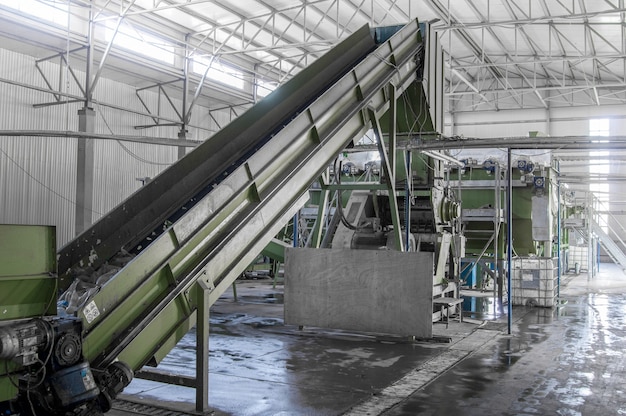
(0, 147, 102, 216)
(334, 158, 358, 231)
(95, 104, 173, 166)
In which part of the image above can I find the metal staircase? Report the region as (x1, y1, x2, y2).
(567, 193, 626, 271)
(592, 221, 626, 269)
(590, 195, 626, 270)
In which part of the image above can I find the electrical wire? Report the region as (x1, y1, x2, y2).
(95, 104, 174, 167)
(4, 360, 20, 390)
(333, 158, 358, 231)
(3, 321, 55, 416)
(40, 282, 57, 320)
(27, 389, 39, 416)
(115, 139, 173, 166)
(24, 320, 55, 392)
(0, 147, 102, 216)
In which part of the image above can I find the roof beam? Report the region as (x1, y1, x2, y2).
(446, 63, 497, 110)
(426, 0, 524, 108)
(450, 53, 626, 69)
(436, 7, 626, 30)
(447, 82, 626, 95)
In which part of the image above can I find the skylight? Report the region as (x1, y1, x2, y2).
(256, 80, 277, 98)
(104, 21, 175, 65)
(589, 118, 610, 136)
(0, 0, 69, 26)
(589, 118, 610, 232)
(191, 55, 244, 90)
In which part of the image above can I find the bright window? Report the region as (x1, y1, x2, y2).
(104, 21, 175, 65)
(0, 0, 69, 26)
(191, 55, 244, 90)
(589, 119, 610, 233)
(256, 80, 277, 98)
(589, 118, 610, 136)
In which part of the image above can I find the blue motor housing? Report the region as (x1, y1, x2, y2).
(48, 362, 100, 408)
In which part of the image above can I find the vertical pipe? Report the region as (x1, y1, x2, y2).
(557, 171, 561, 302)
(293, 212, 299, 248)
(507, 149, 513, 335)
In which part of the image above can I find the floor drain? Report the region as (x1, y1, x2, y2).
(112, 399, 197, 416)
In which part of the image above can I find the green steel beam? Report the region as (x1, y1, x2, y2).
(369, 92, 404, 251)
(195, 280, 210, 412)
(309, 172, 331, 249)
(261, 238, 291, 263)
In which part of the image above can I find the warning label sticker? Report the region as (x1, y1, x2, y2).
(83, 300, 100, 324)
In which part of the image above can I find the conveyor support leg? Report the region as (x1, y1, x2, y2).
(196, 280, 211, 413)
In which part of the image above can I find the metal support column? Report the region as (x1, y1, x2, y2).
(76, 5, 95, 235)
(76, 108, 95, 235)
(494, 164, 500, 315)
(179, 35, 190, 159)
(196, 280, 211, 413)
(507, 149, 513, 334)
(587, 192, 595, 280)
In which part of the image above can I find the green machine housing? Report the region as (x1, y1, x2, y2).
(0, 225, 57, 403)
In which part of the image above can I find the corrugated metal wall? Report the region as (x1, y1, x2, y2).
(0, 47, 231, 247)
(0, 48, 79, 245)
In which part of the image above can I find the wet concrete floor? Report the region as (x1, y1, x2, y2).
(113, 264, 626, 415)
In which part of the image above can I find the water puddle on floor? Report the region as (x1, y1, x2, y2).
(463, 295, 499, 319)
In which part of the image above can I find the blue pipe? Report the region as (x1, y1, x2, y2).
(293, 212, 299, 247)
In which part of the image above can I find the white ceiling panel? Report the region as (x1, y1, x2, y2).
(0, 0, 624, 112)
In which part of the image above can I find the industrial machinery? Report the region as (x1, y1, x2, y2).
(328, 149, 463, 287)
(1, 20, 432, 415)
(0, 224, 133, 415)
(450, 151, 562, 307)
(289, 20, 463, 329)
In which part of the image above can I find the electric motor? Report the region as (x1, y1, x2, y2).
(0, 319, 51, 366)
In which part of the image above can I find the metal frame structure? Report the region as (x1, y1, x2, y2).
(1, 1, 624, 117)
(1, 2, 624, 168)
(1, 2, 626, 236)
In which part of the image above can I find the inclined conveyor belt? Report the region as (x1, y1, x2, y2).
(60, 20, 428, 372)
